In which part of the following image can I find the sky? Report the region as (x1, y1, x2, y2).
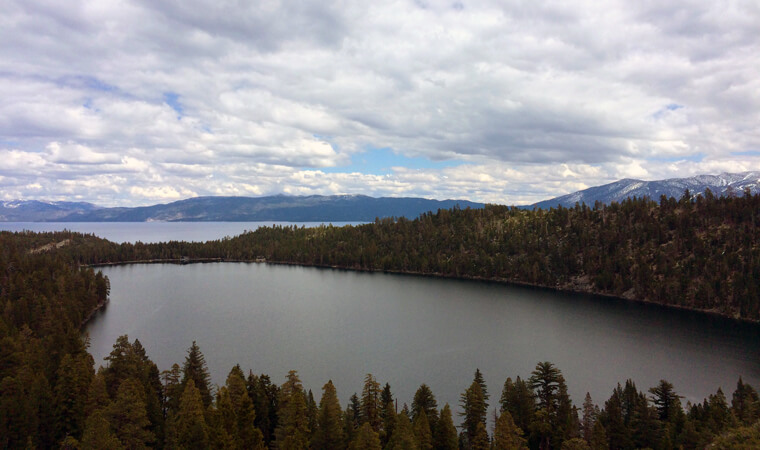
(1, 1, 759, 207)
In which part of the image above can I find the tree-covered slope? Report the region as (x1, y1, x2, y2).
(102, 191, 760, 321)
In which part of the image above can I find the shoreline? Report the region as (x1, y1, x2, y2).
(83, 257, 759, 326)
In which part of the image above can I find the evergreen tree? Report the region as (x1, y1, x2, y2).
(492, 411, 527, 449)
(360, 373, 382, 431)
(504, 376, 535, 434)
(161, 363, 183, 416)
(649, 379, 683, 423)
(460, 373, 488, 444)
(380, 383, 397, 446)
(275, 370, 310, 450)
(731, 377, 759, 425)
(412, 409, 433, 450)
(54, 352, 93, 441)
(182, 341, 212, 408)
(350, 422, 382, 450)
(589, 420, 608, 450)
(85, 369, 110, 417)
(226, 368, 264, 449)
(106, 378, 154, 449)
(433, 404, 458, 450)
(313, 380, 345, 450)
(176, 379, 209, 450)
(386, 411, 417, 450)
(411, 383, 439, 435)
(471, 421, 489, 450)
(580, 392, 596, 443)
(80, 409, 124, 450)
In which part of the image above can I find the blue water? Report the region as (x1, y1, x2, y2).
(0, 221, 361, 244)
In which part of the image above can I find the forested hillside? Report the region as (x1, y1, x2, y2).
(88, 190, 760, 321)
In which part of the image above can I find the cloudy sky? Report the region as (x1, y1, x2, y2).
(2, 0, 759, 206)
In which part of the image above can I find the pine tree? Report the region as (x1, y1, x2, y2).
(313, 380, 345, 450)
(54, 352, 93, 441)
(412, 384, 439, 434)
(360, 373, 382, 431)
(649, 379, 683, 423)
(106, 377, 154, 449)
(589, 420, 608, 450)
(460, 374, 488, 444)
(350, 422, 382, 450)
(176, 379, 209, 450)
(275, 370, 310, 450)
(433, 404, 458, 450)
(731, 377, 759, 425)
(492, 411, 526, 449)
(380, 383, 397, 446)
(226, 368, 264, 449)
(85, 370, 110, 417)
(412, 409, 433, 450)
(386, 411, 417, 450)
(580, 393, 595, 443)
(471, 421, 490, 450)
(182, 341, 212, 408)
(80, 409, 124, 450)
(162, 363, 183, 416)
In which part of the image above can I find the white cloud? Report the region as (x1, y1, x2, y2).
(1, 0, 759, 206)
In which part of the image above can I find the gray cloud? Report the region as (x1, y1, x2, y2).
(1, 0, 759, 206)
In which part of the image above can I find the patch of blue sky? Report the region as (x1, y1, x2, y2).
(652, 103, 684, 119)
(316, 147, 466, 175)
(163, 92, 183, 118)
(731, 150, 760, 157)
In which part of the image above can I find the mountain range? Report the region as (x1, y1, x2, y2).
(532, 171, 760, 209)
(0, 195, 483, 222)
(2, 171, 758, 222)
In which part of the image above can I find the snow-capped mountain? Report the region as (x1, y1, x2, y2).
(532, 171, 760, 209)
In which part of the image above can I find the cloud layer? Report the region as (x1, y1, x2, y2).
(2, 0, 759, 206)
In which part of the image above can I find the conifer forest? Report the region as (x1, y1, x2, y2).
(1, 191, 760, 448)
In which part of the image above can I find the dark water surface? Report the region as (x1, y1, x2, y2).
(86, 262, 760, 414)
(0, 221, 360, 243)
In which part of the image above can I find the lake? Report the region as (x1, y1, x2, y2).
(86, 262, 760, 415)
(0, 221, 360, 244)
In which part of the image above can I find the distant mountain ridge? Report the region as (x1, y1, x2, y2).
(532, 171, 760, 209)
(0, 200, 101, 222)
(0, 195, 483, 222)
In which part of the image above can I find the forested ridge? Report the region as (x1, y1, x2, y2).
(1, 191, 760, 448)
(76, 190, 760, 321)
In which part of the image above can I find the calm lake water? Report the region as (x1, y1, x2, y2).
(0, 221, 360, 244)
(86, 262, 760, 414)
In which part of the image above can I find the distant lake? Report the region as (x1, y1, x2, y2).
(86, 262, 760, 415)
(0, 221, 360, 244)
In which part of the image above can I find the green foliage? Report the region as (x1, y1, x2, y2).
(175, 379, 209, 450)
(460, 370, 489, 444)
(493, 411, 527, 449)
(412, 409, 433, 450)
(386, 411, 417, 450)
(275, 370, 310, 450)
(350, 422, 382, 450)
(182, 341, 212, 408)
(106, 378, 154, 449)
(313, 380, 345, 450)
(433, 404, 458, 450)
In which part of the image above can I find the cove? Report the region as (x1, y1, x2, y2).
(85, 262, 760, 413)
